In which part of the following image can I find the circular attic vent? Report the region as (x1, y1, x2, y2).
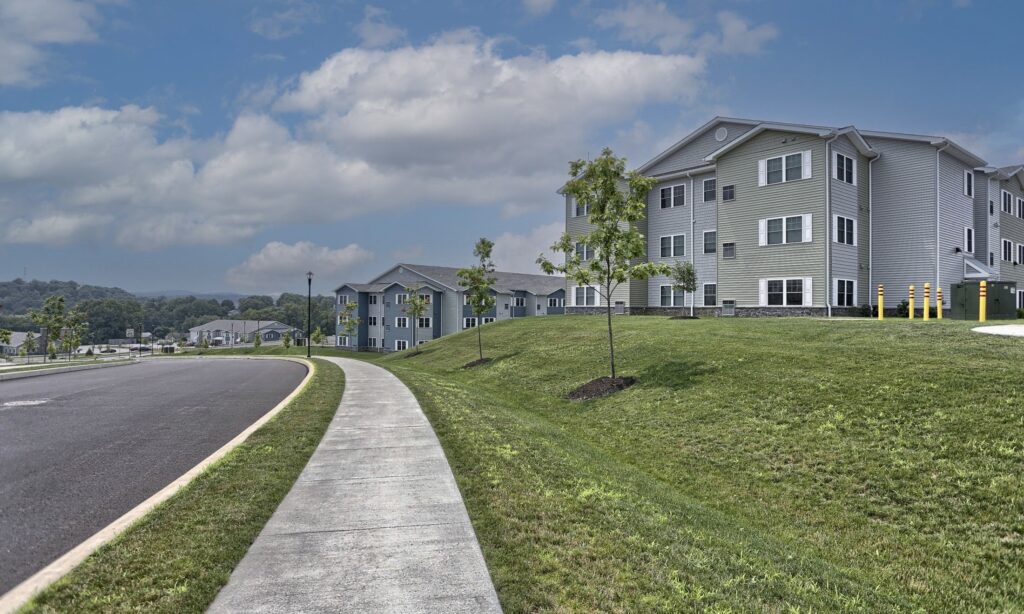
(714, 127, 728, 142)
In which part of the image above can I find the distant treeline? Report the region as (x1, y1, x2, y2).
(0, 279, 135, 314)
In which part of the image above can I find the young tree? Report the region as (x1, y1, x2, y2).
(62, 309, 87, 361)
(252, 332, 262, 351)
(458, 238, 497, 362)
(282, 331, 292, 349)
(403, 285, 430, 355)
(311, 326, 324, 348)
(538, 148, 669, 380)
(338, 301, 360, 349)
(200, 337, 210, 350)
(668, 261, 698, 316)
(47, 340, 57, 360)
(0, 329, 10, 363)
(30, 295, 67, 361)
(23, 331, 35, 363)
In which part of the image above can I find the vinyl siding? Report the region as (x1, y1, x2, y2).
(565, 193, 645, 307)
(716, 129, 827, 307)
(644, 121, 755, 177)
(864, 137, 936, 305)
(938, 152, 977, 306)
(830, 135, 870, 307)
(973, 172, 990, 267)
(998, 176, 1024, 287)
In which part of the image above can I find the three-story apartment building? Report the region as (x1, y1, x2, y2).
(564, 116, 1020, 315)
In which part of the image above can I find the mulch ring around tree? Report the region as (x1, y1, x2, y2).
(462, 357, 492, 369)
(567, 376, 636, 400)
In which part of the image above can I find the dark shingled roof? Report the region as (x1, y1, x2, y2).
(398, 264, 565, 296)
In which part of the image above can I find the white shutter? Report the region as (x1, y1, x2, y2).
(802, 150, 812, 179)
(851, 218, 858, 246)
(832, 153, 839, 180)
(852, 280, 858, 306)
(832, 278, 839, 306)
(832, 215, 838, 243)
(851, 158, 858, 186)
(758, 159, 767, 186)
(758, 219, 767, 246)
(803, 277, 813, 307)
(758, 279, 768, 306)
(802, 213, 813, 243)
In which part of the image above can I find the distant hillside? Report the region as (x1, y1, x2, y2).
(133, 289, 245, 302)
(0, 279, 135, 314)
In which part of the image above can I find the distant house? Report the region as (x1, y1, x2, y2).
(0, 331, 45, 356)
(188, 320, 302, 345)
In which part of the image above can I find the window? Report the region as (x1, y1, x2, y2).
(721, 185, 735, 201)
(964, 227, 975, 254)
(834, 216, 856, 245)
(395, 317, 409, 328)
(1003, 239, 1013, 262)
(368, 337, 377, 348)
(660, 234, 685, 258)
(367, 316, 378, 326)
(703, 179, 716, 202)
(760, 214, 810, 246)
(418, 340, 427, 346)
(722, 300, 736, 316)
(964, 170, 974, 197)
(703, 231, 717, 254)
(991, 252, 995, 266)
(835, 279, 855, 307)
(338, 294, 349, 305)
(513, 296, 526, 307)
(419, 293, 432, 304)
(368, 295, 377, 305)
(483, 317, 495, 324)
(418, 317, 431, 328)
(835, 153, 856, 184)
(703, 283, 717, 307)
(659, 285, 684, 307)
(722, 242, 736, 258)
(537, 303, 541, 311)
(395, 340, 408, 351)
(573, 286, 598, 306)
(338, 336, 349, 347)
(760, 151, 810, 186)
(395, 293, 408, 305)
(575, 242, 594, 261)
(1018, 244, 1024, 265)
(463, 317, 477, 328)
(761, 278, 809, 307)
(1003, 190, 1014, 214)
(660, 184, 685, 208)
(1018, 198, 1024, 219)
(548, 297, 564, 307)
(1019, 290, 1024, 310)
(574, 199, 589, 217)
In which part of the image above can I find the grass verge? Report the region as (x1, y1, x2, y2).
(371, 316, 1024, 612)
(22, 358, 344, 613)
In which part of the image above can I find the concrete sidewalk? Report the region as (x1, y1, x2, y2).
(209, 357, 501, 614)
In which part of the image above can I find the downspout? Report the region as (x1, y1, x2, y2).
(689, 172, 695, 316)
(825, 132, 839, 317)
(936, 143, 950, 310)
(868, 154, 880, 307)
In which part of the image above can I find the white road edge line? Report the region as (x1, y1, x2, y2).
(0, 356, 318, 614)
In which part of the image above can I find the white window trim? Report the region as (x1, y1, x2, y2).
(463, 317, 477, 328)
(395, 316, 409, 328)
(833, 215, 858, 246)
(1002, 190, 1014, 214)
(572, 198, 589, 217)
(759, 214, 812, 246)
(1018, 290, 1024, 310)
(759, 277, 813, 307)
(482, 317, 496, 324)
(703, 230, 717, 254)
(658, 284, 685, 307)
(758, 150, 812, 186)
(571, 285, 599, 307)
(395, 340, 408, 351)
(660, 184, 686, 208)
(702, 283, 717, 307)
(395, 293, 408, 305)
(338, 336, 349, 347)
(368, 337, 377, 348)
(833, 278, 858, 307)
(1018, 244, 1024, 265)
(547, 297, 564, 307)
(1003, 239, 1014, 262)
(418, 317, 432, 328)
(1018, 197, 1024, 219)
(659, 234, 685, 258)
(964, 227, 975, 254)
(575, 241, 593, 261)
(513, 296, 526, 307)
(703, 178, 716, 203)
(834, 152, 857, 186)
(964, 169, 974, 197)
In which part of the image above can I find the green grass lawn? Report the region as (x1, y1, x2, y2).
(368, 316, 1023, 612)
(24, 358, 344, 614)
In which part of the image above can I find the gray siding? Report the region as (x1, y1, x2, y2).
(644, 121, 755, 177)
(973, 172, 991, 270)
(937, 152, 977, 306)
(645, 177, 694, 306)
(865, 137, 937, 305)
(565, 193, 644, 307)
(716, 129, 827, 307)
(830, 135, 870, 307)
(998, 176, 1024, 290)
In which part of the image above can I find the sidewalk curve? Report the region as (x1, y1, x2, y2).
(209, 357, 502, 614)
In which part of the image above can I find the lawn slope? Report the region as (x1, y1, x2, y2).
(376, 317, 1023, 612)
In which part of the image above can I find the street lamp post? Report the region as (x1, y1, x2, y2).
(306, 271, 313, 358)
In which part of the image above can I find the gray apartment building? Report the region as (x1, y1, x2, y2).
(564, 116, 1024, 316)
(334, 264, 566, 351)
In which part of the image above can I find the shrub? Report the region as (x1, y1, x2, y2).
(1018, 308, 1024, 319)
(858, 304, 878, 318)
(895, 300, 910, 317)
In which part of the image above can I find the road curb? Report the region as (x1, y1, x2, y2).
(0, 360, 139, 382)
(0, 357, 318, 614)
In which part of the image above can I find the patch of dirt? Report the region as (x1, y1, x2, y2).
(462, 357, 492, 369)
(567, 376, 636, 400)
(668, 315, 700, 320)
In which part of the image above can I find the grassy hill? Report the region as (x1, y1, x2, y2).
(367, 316, 1024, 612)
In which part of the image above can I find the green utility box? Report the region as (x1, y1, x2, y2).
(951, 281, 1018, 320)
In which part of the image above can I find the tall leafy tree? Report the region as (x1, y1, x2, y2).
(30, 295, 67, 346)
(458, 238, 497, 362)
(538, 148, 669, 380)
(23, 331, 36, 362)
(668, 261, 698, 316)
(403, 285, 430, 355)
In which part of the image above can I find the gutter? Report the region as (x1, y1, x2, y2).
(936, 142, 951, 307)
(868, 153, 880, 307)
(690, 173, 696, 316)
(825, 132, 839, 317)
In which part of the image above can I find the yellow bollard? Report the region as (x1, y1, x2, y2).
(979, 281, 987, 323)
(923, 283, 931, 321)
(878, 284, 884, 320)
(936, 287, 943, 320)
(908, 285, 915, 320)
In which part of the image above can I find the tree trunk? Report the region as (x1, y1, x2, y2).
(477, 322, 483, 361)
(605, 279, 616, 380)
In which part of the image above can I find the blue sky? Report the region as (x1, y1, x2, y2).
(0, 0, 1021, 295)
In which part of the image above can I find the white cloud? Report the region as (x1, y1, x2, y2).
(701, 11, 778, 56)
(492, 221, 564, 274)
(355, 5, 406, 48)
(0, 0, 107, 86)
(523, 0, 557, 17)
(594, 1, 695, 53)
(226, 241, 373, 291)
(248, 0, 320, 40)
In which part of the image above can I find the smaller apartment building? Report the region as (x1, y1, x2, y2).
(563, 117, 1021, 315)
(334, 264, 566, 351)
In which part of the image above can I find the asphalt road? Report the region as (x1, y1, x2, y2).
(0, 358, 307, 595)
